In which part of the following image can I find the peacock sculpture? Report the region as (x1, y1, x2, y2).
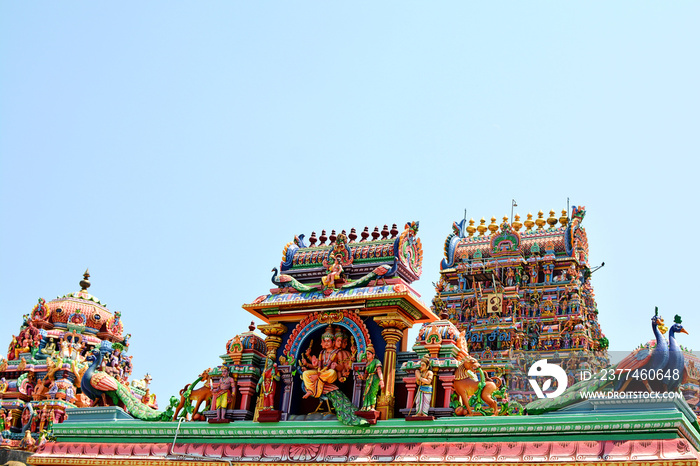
(271, 267, 314, 292)
(340, 259, 398, 289)
(526, 307, 687, 415)
(81, 349, 168, 421)
(614, 307, 669, 391)
(665, 315, 689, 392)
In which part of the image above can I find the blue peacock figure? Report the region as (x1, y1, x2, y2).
(665, 315, 689, 392)
(614, 307, 669, 391)
(81, 347, 167, 421)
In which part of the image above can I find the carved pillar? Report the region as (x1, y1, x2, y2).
(258, 323, 288, 356)
(404, 376, 417, 410)
(278, 365, 293, 421)
(440, 374, 455, 408)
(374, 313, 411, 420)
(237, 379, 257, 413)
(352, 361, 367, 407)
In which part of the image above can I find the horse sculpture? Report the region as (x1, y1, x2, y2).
(172, 369, 213, 421)
(453, 355, 507, 415)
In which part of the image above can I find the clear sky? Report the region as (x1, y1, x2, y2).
(1, 2, 698, 405)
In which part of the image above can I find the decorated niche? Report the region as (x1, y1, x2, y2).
(283, 310, 370, 362)
(490, 223, 520, 254)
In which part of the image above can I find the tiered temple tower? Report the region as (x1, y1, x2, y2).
(0, 272, 153, 447)
(433, 206, 609, 404)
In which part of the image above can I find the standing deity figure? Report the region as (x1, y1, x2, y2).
(360, 345, 384, 411)
(334, 328, 353, 382)
(257, 351, 280, 410)
(506, 268, 515, 286)
(321, 255, 344, 289)
(413, 356, 434, 417)
(210, 365, 235, 422)
(0, 377, 7, 395)
(301, 326, 340, 399)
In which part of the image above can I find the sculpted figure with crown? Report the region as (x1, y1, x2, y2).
(301, 326, 341, 399)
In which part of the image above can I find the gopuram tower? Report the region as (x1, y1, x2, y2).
(432, 206, 609, 405)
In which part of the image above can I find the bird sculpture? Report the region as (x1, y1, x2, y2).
(81, 349, 166, 421)
(665, 315, 688, 392)
(340, 259, 398, 289)
(614, 307, 668, 392)
(270, 267, 314, 292)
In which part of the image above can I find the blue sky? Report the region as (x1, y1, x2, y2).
(1, 2, 698, 404)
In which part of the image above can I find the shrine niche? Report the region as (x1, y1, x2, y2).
(243, 222, 436, 422)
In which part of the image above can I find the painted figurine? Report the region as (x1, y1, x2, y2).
(257, 351, 280, 410)
(321, 255, 343, 289)
(0, 377, 7, 394)
(334, 328, 352, 382)
(360, 345, 384, 411)
(301, 326, 340, 399)
(210, 365, 235, 422)
(414, 356, 433, 417)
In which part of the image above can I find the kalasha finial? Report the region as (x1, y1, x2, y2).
(361, 227, 370, 242)
(348, 228, 358, 242)
(249, 321, 256, 332)
(80, 269, 91, 291)
(390, 224, 399, 238)
(381, 225, 389, 239)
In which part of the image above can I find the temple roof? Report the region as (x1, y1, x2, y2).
(31, 270, 124, 339)
(279, 222, 423, 284)
(441, 207, 588, 271)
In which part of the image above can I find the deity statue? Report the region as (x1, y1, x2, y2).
(209, 365, 235, 422)
(413, 356, 434, 417)
(301, 326, 340, 399)
(321, 255, 344, 290)
(0, 377, 7, 395)
(141, 388, 155, 408)
(19, 429, 36, 451)
(41, 338, 57, 357)
(38, 405, 49, 432)
(256, 351, 280, 410)
(334, 328, 352, 382)
(359, 345, 384, 411)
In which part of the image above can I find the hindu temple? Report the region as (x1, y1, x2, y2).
(1, 211, 698, 466)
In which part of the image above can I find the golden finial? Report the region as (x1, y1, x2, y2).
(79, 269, 91, 291)
(488, 217, 498, 235)
(547, 210, 558, 229)
(466, 218, 476, 237)
(524, 213, 534, 231)
(535, 210, 546, 230)
(559, 209, 569, 228)
(512, 214, 522, 231)
(477, 218, 487, 236)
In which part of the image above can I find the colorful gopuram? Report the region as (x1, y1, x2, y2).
(433, 207, 609, 405)
(0, 271, 156, 451)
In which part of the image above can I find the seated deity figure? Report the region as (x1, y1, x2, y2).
(301, 326, 340, 399)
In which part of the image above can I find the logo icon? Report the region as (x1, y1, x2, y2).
(528, 359, 568, 399)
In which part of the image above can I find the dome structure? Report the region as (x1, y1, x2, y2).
(32, 270, 124, 343)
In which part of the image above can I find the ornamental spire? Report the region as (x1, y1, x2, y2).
(79, 268, 91, 291)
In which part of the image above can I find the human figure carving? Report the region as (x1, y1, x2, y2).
(413, 356, 433, 417)
(360, 345, 384, 411)
(301, 326, 340, 399)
